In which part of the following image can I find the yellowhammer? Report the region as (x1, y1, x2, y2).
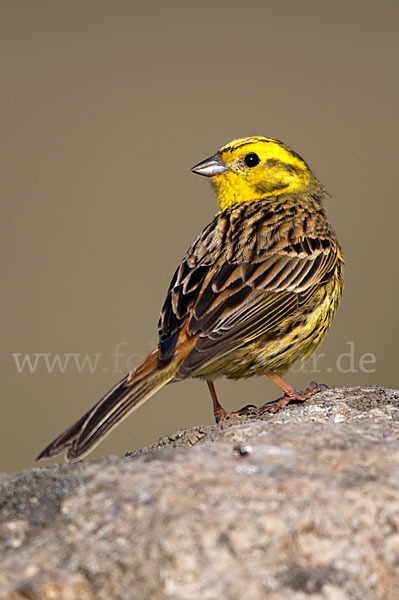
(38, 136, 344, 461)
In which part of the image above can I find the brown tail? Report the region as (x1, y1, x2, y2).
(37, 349, 177, 462)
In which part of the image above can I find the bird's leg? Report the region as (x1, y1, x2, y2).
(259, 370, 326, 414)
(206, 381, 256, 423)
(207, 381, 226, 423)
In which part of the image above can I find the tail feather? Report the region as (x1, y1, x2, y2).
(37, 352, 176, 462)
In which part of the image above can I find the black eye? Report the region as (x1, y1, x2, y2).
(244, 152, 260, 168)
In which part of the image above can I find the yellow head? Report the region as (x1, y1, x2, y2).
(192, 136, 320, 211)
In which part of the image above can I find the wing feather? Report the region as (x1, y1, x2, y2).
(158, 199, 339, 373)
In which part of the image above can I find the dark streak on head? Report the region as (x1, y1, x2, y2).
(219, 139, 261, 155)
(274, 139, 310, 168)
(265, 158, 303, 175)
(255, 181, 289, 195)
(220, 138, 309, 169)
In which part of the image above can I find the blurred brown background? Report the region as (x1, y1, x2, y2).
(1, 1, 398, 473)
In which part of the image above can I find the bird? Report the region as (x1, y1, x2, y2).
(38, 136, 344, 462)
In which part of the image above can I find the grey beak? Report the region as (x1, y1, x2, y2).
(191, 154, 228, 177)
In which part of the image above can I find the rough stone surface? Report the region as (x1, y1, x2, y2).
(0, 386, 398, 599)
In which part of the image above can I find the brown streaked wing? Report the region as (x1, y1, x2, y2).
(158, 204, 338, 373)
(174, 236, 337, 378)
(158, 260, 211, 362)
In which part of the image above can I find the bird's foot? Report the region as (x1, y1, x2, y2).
(259, 381, 328, 414)
(214, 404, 258, 424)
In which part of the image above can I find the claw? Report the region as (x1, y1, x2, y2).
(259, 381, 327, 414)
(216, 404, 258, 423)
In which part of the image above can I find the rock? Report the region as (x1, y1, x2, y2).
(0, 386, 398, 599)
